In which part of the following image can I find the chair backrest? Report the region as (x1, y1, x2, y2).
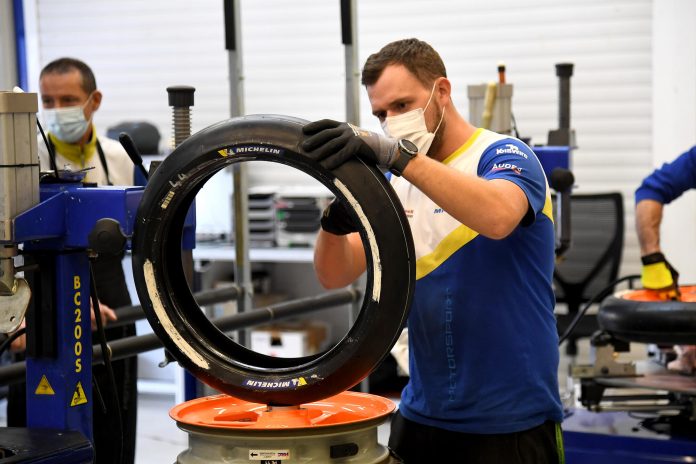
(553, 192, 624, 310)
(106, 121, 161, 155)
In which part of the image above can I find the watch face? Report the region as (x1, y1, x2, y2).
(400, 139, 418, 155)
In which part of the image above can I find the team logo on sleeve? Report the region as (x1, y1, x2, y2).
(495, 144, 528, 158)
(491, 163, 523, 175)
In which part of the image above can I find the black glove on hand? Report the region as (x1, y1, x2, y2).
(320, 200, 359, 236)
(301, 119, 399, 170)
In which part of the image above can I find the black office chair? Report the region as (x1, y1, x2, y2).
(106, 121, 161, 155)
(107, 121, 161, 185)
(553, 192, 624, 356)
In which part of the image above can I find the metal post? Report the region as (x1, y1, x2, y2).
(225, 0, 252, 347)
(166, 86, 196, 290)
(341, 0, 360, 126)
(167, 86, 195, 148)
(547, 63, 576, 148)
(0, 91, 39, 303)
(166, 85, 198, 400)
(0, 2, 18, 91)
(340, 0, 368, 393)
(556, 63, 572, 132)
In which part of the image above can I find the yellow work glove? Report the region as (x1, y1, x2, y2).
(641, 252, 680, 299)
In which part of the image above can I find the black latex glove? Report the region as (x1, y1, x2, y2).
(301, 119, 399, 170)
(320, 200, 359, 236)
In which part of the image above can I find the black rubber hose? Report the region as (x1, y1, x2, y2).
(0, 328, 26, 356)
(131, 115, 415, 405)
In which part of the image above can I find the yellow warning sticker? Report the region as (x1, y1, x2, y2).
(35, 375, 55, 395)
(70, 381, 88, 407)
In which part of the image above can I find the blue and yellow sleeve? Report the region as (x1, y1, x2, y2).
(477, 139, 548, 222)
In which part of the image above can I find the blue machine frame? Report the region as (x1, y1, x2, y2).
(2, 169, 196, 462)
(533, 145, 571, 180)
(14, 182, 144, 442)
(563, 409, 696, 463)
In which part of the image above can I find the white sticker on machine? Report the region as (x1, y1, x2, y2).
(248, 449, 290, 461)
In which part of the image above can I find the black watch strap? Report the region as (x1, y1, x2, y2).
(390, 139, 418, 177)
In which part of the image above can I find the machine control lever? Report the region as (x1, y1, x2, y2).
(118, 132, 149, 180)
(88, 218, 127, 256)
(550, 167, 575, 258)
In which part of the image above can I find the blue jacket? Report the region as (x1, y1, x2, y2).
(635, 146, 696, 204)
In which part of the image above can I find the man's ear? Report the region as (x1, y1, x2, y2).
(436, 77, 451, 105)
(90, 90, 103, 112)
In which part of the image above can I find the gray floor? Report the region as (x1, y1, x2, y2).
(134, 393, 189, 463)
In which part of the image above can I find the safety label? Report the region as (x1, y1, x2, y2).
(34, 375, 55, 395)
(70, 381, 88, 406)
(248, 449, 290, 461)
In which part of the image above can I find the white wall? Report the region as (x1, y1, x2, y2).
(652, 0, 696, 283)
(21, 0, 668, 275)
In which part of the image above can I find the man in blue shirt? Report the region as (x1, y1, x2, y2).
(302, 38, 564, 463)
(635, 145, 696, 372)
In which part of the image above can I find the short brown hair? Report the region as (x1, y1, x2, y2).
(40, 57, 97, 94)
(361, 38, 447, 88)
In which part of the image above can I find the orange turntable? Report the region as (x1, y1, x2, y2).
(169, 392, 397, 463)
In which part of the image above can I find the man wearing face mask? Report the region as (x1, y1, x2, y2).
(38, 57, 133, 185)
(303, 39, 563, 463)
(8, 57, 138, 464)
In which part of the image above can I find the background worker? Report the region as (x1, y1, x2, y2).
(635, 145, 696, 373)
(302, 38, 564, 463)
(9, 57, 138, 464)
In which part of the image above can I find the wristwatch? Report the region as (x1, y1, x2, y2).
(390, 139, 418, 176)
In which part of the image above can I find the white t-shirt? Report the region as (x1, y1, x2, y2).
(37, 134, 134, 186)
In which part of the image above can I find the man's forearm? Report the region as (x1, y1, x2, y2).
(402, 154, 528, 239)
(313, 230, 366, 288)
(636, 199, 664, 255)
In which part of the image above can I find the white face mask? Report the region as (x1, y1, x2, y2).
(380, 83, 446, 155)
(42, 95, 93, 143)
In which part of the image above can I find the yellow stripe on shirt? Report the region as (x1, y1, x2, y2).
(442, 128, 484, 165)
(416, 224, 480, 279)
(416, 193, 552, 280)
(542, 193, 554, 223)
